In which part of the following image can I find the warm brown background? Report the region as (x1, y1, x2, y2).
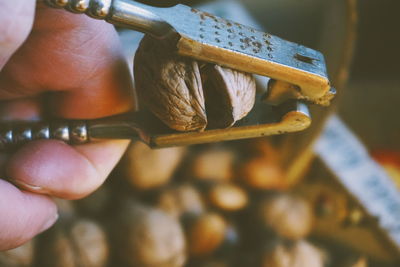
(243, 0, 400, 151)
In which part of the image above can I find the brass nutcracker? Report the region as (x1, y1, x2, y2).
(0, 0, 335, 149)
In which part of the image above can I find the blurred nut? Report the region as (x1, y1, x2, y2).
(116, 202, 186, 267)
(123, 141, 186, 190)
(238, 156, 287, 190)
(38, 227, 75, 267)
(37, 219, 109, 267)
(259, 194, 314, 240)
(190, 148, 235, 181)
(244, 138, 280, 158)
(208, 182, 248, 211)
(157, 183, 205, 219)
(70, 220, 109, 267)
(186, 212, 227, 257)
(0, 240, 34, 267)
(134, 35, 256, 131)
(262, 240, 326, 267)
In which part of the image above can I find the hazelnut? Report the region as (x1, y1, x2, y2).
(186, 212, 227, 257)
(134, 35, 256, 131)
(207, 182, 248, 211)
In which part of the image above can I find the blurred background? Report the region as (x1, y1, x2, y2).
(242, 0, 400, 150)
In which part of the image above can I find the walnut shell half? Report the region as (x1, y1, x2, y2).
(134, 35, 256, 132)
(202, 64, 256, 129)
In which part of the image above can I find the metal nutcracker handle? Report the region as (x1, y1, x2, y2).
(43, 0, 174, 38)
(0, 101, 313, 150)
(0, 116, 145, 150)
(0, 121, 90, 149)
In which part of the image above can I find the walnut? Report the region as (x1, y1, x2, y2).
(114, 201, 186, 267)
(258, 194, 314, 240)
(0, 240, 34, 267)
(156, 184, 205, 219)
(36, 219, 109, 267)
(238, 156, 287, 190)
(123, 141, 186, 190)
(134, 35, 256, 131)
(188, 147, 235, 181)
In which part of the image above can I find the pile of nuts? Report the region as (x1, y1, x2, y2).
(0, 138, 370, 267)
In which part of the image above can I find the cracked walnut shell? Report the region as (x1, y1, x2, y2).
(134, 35, 256, 132)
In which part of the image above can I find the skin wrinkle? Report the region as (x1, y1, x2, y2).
(1, 50, 133, 117)
(0, 6, 132, 102)
(0, 45, 44, 97)
(46, 27, 114, 71)
(28, 38, 117, 92)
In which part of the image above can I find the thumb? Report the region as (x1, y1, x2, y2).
(0, 0, 36, 69)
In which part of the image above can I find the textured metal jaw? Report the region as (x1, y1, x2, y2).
(44, 0, 333, 104)
(169, 5, 331, 103)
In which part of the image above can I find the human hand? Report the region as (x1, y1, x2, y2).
(0, 0, 135, 250)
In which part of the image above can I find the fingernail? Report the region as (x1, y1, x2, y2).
(40, 213, 59, 233)
(9, 179, 48, 194)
